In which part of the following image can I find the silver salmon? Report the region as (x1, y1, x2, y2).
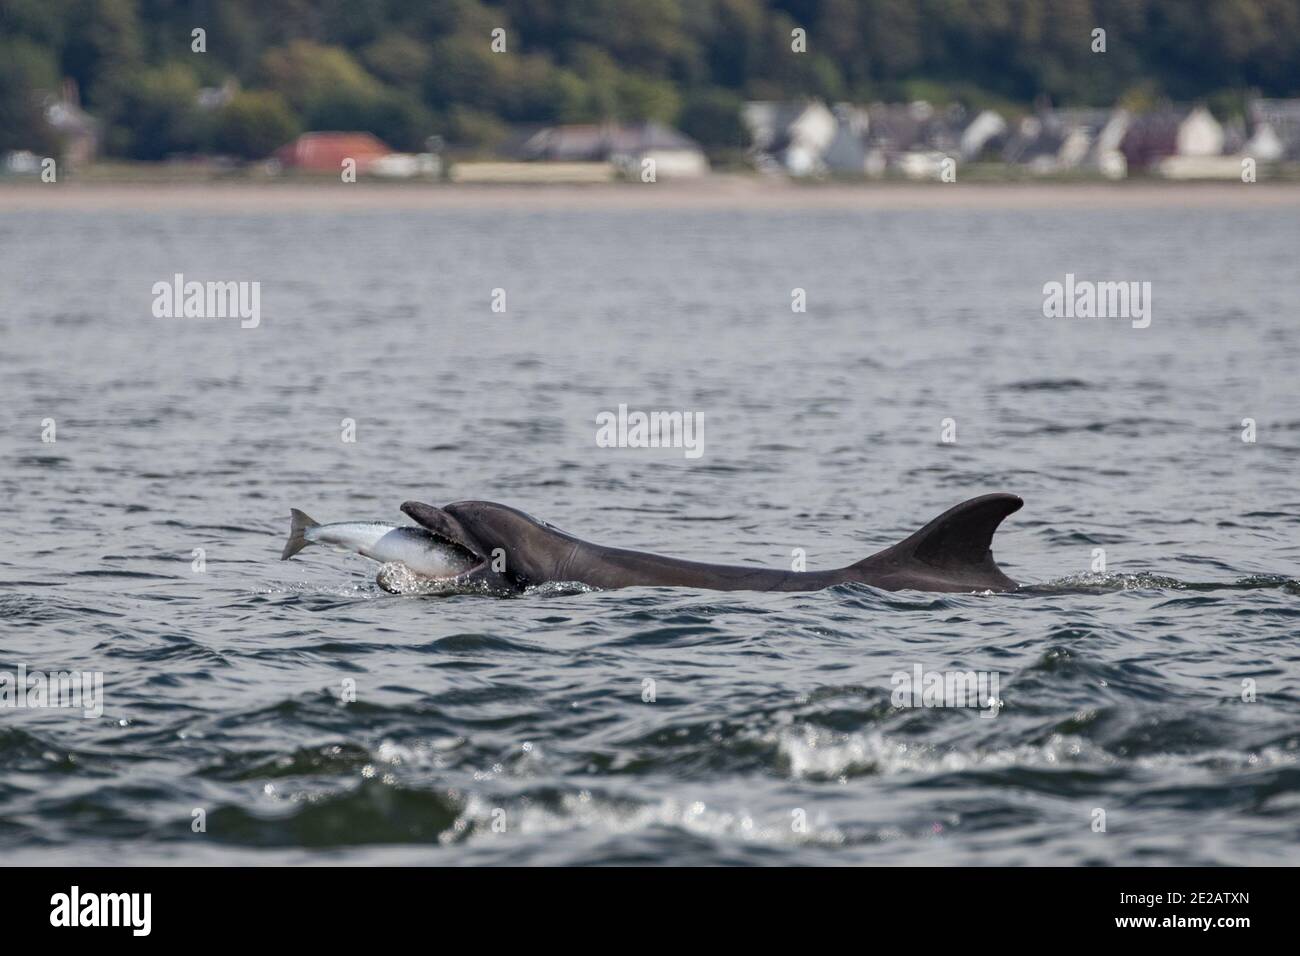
(280, 509, 478, 579)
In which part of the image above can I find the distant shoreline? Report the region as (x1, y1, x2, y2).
(4, 176, 1298, 212)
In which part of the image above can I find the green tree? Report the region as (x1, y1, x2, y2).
(0, 37, 60, 153)
(62, 0, 143, 109)
(444, 105, 509, 151)
(424, 32, 513, 115)
(215, 90, 300, 159)
(3, 0, 1299, 160)
(361, 90, 435, 151)
(360, 33, 431, 92)
(615, 73, 681, 123)
(259, 40, 383, 123)
(678, 88, 746, 147)
(109, 62, 203, 160)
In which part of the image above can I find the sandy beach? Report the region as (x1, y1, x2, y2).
(3, 176, 1298, 213)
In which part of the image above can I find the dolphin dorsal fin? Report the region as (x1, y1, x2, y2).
(896, 493, 1023, 571)
(852, 493, 1023, 590)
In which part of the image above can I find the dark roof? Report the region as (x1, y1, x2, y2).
(1002, 109, 1124, 164)
(1119, 109, 1189, 168)
(865, 102, 966, 154)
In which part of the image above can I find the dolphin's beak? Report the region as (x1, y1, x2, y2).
(401, 501, 485, 563)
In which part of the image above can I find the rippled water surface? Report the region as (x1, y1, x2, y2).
(1, 201, 1298, 864)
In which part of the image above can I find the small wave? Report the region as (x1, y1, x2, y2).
(199, 743, 374, 782)
(774, 727, 1100, 780)
(524, 581, 602, 597)
(1004, 378, 1094, 392)
(11, 455, 70, 468)
(446, 790, 850, 849)
(1026, 573, 1300, 595)
(773, 725, 1298, 782)
(0, 728, 84, 773)
(1027, 572, 1187, 592)
(254, 581, 383, 599)
(203, 779, 461, 847)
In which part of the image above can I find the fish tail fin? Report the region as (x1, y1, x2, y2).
(281, 509, 320, 560)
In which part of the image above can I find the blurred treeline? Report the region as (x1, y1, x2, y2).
(2, 0, 1298, 159)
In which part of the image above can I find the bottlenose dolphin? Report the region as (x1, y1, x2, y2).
(390, 493, 1023, 594)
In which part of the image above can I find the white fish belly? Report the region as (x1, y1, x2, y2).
(366, 529, 474, 577)
(304, 523, 477, 579)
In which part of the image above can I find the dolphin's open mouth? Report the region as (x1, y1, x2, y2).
(398, 500, 524, 592)
(425, 530, 485, 580)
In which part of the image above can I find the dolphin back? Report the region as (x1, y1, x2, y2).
(399, 494, 1023, 594)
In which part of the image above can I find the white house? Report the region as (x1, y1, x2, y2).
(741, 100, 837, 176)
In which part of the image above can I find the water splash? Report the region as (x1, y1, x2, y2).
(1031, 572, 1187, 592)
(1025, 573, 1299, 594)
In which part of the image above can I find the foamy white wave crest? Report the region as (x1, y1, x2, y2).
(255, 581, 381, 598)
(774, 726, 1107, 780)
(374, 563, 513, 596)
(445, 791, 849, 847)
(774, 724, 1298, 781)
(373, 737, 467, 770)
(523, 580, 603, 596)
(1131, 747, 1298, 772)
(1042, 572, 1186, 591)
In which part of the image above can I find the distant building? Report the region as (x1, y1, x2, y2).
(369, 153, 441, 179)
(860, 101, 925, 159)
(741, 100, 837, 176)
(1120, 105, 1223, 171)
(960, 110, 1010, 160)
(39, 79, 100, 169)
(863, 101, 984, 179)
(1245, 98, 1300, 162)
(821, 104, 870, 175)
(1004, 108, 1128, 178)
(745, 99, 1005, 179)
(197, 78, 239, 112)
(510, 122, 708, 178)
(748, 100, 987, 178)
(274, 132, 392, 173)
(3, 150, 42, 174)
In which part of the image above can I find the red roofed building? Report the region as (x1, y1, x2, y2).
(274, 132, 392, 172)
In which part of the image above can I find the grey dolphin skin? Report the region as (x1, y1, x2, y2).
(394, 493, 1023, 595)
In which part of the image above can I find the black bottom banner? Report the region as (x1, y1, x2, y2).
(0, 865, 1279, 942)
